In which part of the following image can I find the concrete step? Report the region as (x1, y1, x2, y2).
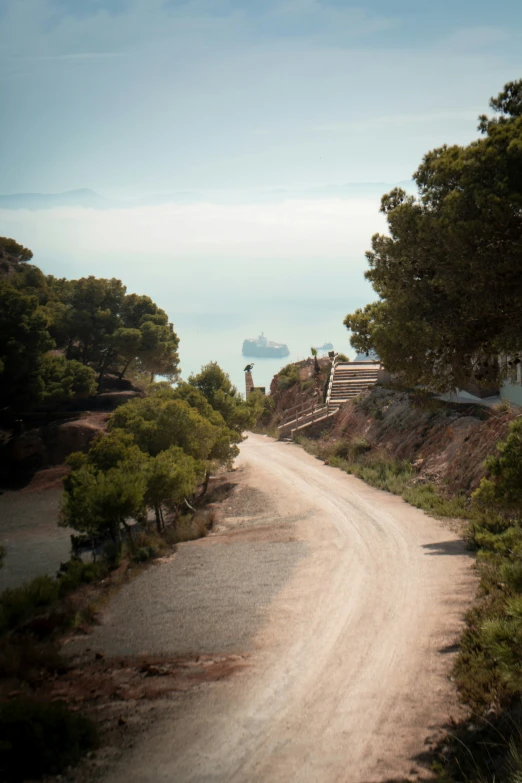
(330, 391, 367, 398)
(289, 410, 339, 435)
(332, 381, 376, 387)
(334, 375, 379, 380)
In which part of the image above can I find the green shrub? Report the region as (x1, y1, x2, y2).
(134, 545, 156, 562)
(332, 436, 371, 461)
(0, 699, 97, 782)
(0, 560, 113, 636)
(0, 636, 62, 680)
(328, 454, 414, 495)
(402, 484, 471, 518)
(57, 559, 108, 595)
(0, 576, 60, 635)
(277, 363, 300, 391)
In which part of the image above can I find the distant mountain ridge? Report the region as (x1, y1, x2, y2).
(0, 188, 108, 210)
(0, 182, 414, 210)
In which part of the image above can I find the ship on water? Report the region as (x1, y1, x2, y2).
(242, 332, 290, 358)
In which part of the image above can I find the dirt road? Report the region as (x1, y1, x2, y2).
(100, 433, 475, 783)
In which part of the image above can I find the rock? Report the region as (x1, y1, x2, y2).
(43, 418, 106, 464)
(10, 430, 45, 462)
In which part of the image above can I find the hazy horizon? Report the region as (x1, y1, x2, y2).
(1, 0, 521, 386)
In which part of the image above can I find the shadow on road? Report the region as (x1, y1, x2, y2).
(422, 539, 473, 557)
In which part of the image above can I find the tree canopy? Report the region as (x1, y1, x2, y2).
(0, 238, 179, 411)
(61, 363, 241, 545)
(188, 362, 255, 437)
(344, 80, 522, 391)
(0, 283, 54, 409)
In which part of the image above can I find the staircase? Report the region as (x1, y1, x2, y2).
(329, 362, 380, 404)
(277, 360, 381, 438)
(278, 400, 339, 438)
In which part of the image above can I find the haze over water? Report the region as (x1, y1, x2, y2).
(1, 0, 520, 396)
(175, 301, 353, 395)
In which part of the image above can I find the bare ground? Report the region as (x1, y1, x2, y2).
(63, 433, 475, 783)
(0, 468, 72, 589)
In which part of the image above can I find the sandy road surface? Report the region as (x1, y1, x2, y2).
(102, 433, 475, 783)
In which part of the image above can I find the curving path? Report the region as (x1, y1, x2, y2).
(104, 433, 475, 783)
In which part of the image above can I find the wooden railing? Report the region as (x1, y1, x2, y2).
(325, 355, 339, 411)
(280, 399, 324, 428)
(279, 356, 340, 431)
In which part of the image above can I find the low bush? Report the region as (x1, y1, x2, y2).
(332, 436, 371, 461)
(134, 545, 156, 562)
(0, 699, 97, 782)
(0, 636, 62, 680)
(277, 364, 300, 391)
(338, 456, 414, 495)
(57, 559, 109, 595)
(0, 576, 60, 635)
(174, 510, 215, 543)
(0, 560, 112, 637)
(402, 484, 471, 519)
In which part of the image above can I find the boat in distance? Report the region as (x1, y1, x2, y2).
(314, 342, 333, 352)
(242, 332, 290, 358)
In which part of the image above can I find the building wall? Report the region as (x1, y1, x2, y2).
(501, 382, 522, 407)
(499, 353, 522, 407)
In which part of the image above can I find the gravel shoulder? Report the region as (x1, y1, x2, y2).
(0, 483, 71, 589)
(70, 433, 476, 783)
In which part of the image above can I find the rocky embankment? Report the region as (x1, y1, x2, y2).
(265, 370, 515, 495)
(0, 386, 144, 487)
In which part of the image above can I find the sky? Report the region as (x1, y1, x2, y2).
(0, 0, 521, 317)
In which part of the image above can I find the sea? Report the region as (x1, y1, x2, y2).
(172, 299, 354, 396)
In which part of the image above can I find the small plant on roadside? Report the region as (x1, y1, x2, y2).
(492, 399, 512, 415)
(0, 576, 60, 635)
(0, 699, 98, 782)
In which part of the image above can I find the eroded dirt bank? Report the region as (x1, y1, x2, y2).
(64, 433, 476, 783)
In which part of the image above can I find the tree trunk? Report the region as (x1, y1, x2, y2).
(154, 503, 162, 534)
(200, 471, 211, 497)
(121, 520, 135, 553)
(110, 522, 122, 560)
(98, 351, 113, 386)
(118, 357, 132, 380)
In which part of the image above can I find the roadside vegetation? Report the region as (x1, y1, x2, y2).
(253, 79, 522, 782)
(0, 234, 259, 779)
(0, 360, 253, 779)
(295, 434, 471, 519)
(61, 363, 254, 556)
(294, 414, 522, 782)
(336, 80, 522, 781)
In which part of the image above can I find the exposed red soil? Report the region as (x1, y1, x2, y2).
(31, 653, 248, 708)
